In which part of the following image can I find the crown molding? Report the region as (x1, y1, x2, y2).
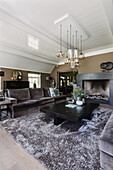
(0, 65, 52, 74)
(84, 44, 113, 57)
(0, 41, 58, 65)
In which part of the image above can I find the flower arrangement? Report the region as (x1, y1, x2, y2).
(72, 86, 87, 98)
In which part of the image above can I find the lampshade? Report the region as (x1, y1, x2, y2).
(65, 56, 69, 64)
(57, 51, 65, 58)
(70, 59, 75, 69)
(75, 61, 80, 67)
(79, 52, 85, 59)
(74, 48, 78, 59)
(75, 58, 79, 63)
(68, 49, 73, 59)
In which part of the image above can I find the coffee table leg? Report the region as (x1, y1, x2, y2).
(54, 114, 66, 125)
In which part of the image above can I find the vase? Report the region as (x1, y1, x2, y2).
(76, 96, 82, 101)
(76, 96, 83, 105)
(82, 98, 85, 103)
(76, 100, 83, 106)
(73, 95, 77, 101)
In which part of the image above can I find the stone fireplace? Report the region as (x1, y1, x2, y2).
(77, 72, 113, 106)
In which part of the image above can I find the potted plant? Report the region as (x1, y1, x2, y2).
(69, 71, 78, 84)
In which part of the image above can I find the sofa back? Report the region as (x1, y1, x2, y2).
(29, 88, 44, 99)
(8, 88, 31, 101)
(7, 88, 47, 101)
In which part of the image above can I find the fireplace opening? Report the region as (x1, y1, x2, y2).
(84, 80, 110, 101)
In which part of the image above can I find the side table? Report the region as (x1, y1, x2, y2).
(0, 100, 12, 121)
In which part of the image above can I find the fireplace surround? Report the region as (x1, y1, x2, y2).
(84, 80, 109, 101)
(77, 72, 113, 106)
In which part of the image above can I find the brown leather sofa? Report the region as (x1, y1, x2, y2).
(43, 87, 66, 104)
(7, 88, 66, 118)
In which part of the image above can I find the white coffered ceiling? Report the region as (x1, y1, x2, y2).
(0, 0, 113, 69)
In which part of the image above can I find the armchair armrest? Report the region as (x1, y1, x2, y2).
(5, 97, 17, 104)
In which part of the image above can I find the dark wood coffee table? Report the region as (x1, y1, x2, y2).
(41, 102, 99, 125)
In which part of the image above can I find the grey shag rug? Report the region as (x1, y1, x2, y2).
(0, 107, 112, 170)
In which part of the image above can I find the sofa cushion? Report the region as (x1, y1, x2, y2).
(49, 88, 60, 97)
(12, 100, 39, 111)
(30, 88, 44, 99)
(8, 88, 31, 101)
(53, 95, 66, 101)
(37, 97, 55, 105)
(43, 87, 51, 97)
(100, 113, 113, 156)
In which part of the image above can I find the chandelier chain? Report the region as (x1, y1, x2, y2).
(76, 31, 77, 48)
(70, 25, 71, 49)
(67, 30, 68, 50)
(81, 35, 82, 53)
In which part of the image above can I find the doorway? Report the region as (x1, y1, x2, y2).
(59, 72, 73, 96)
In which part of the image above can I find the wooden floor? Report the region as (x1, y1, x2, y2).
(0, 128, 46, 170)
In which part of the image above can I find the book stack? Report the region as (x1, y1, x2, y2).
(65, 104, 77, 108)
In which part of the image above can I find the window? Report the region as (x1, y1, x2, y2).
(28, 73, 41, 88)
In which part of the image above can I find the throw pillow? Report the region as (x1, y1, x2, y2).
(49, 88, 60, 97)
(49, 88, 55, 97)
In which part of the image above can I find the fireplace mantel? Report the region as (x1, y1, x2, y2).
(77, 72, 113, 106)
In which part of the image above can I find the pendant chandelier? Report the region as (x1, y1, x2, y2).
(57, 24, 85, 68)
(79, 35, 85, 60)
(56, 25, 65, 58)
(65, 30, 71, 64)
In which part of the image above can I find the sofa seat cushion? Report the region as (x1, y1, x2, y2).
(53, 95, 66, 101)
(8, 88, 31, 101)
(37, 97, 55, 105)
(12, 100, 39, 111)
(30, 88, 44, 99)
(100, 113, 113, 156)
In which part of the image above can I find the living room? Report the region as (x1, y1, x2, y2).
(0, 0, 113, 170)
